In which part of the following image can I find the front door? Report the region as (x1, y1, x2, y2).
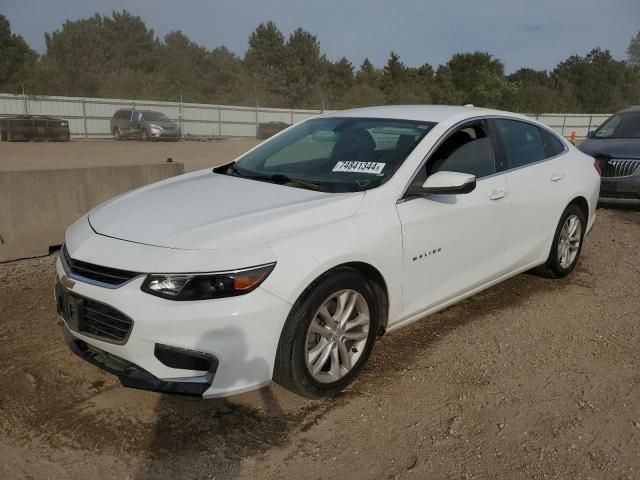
(396, 120, 511, 321)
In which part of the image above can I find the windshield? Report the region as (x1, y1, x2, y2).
(595, 112, 640, 139)
(143, 111, 171, 122)
(225, 117, 435, 192)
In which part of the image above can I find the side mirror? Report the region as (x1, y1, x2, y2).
(587, 130, 595, 138)
(422, 171, 476, 195)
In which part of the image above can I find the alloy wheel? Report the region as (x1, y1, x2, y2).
(557, 214, 582, 269)
(305, 289, 371, 383)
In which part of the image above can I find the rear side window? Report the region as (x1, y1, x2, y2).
(114, 110, 129, 119)
(539, 127, 566, 158)
(495, 119, 545, 169)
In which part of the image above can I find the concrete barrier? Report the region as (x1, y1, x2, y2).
(0, 162, 184, 262)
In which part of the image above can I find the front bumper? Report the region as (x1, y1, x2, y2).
(55, 256, 291, 398)
(599, 175, 640, 205)
(150, 129, 181, 140)
(63, 327, 215, 396)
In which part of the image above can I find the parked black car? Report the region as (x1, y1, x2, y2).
(257, 121, 290, 139)
(110, 109, 181, 141)
(579, 106, 640, 205)
(0, 115, 71, 142)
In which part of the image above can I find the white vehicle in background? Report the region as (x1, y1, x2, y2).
(56, 105, 600, 399)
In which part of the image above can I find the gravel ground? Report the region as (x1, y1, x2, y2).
(0, 208, 639, 480)
(0, 138, 261, 172)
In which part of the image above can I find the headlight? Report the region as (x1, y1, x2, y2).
(140, 263, 275, 300)
(149, 123, 163, 130)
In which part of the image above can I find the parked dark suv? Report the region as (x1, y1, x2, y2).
(1, 115, 70, 142)
(110, 109, 182, 141)
(579, 106, 640, 205)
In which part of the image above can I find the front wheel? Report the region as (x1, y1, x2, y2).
(140, 129, 149, 141)
(273, 269, 380, 398)
(536, 204, 587, 278)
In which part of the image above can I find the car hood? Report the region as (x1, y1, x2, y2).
(579, 138, 640, 159)
(88, 170, 364, 250)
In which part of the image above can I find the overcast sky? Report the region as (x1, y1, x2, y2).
(2, 0, 639, 73)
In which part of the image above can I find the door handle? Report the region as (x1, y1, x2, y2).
(489, 189, 507, 201)
(550, 173, 565, 182)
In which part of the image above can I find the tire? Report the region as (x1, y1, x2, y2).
(273, 269, 381, 398)
(113, 127, 121, 141)
(535, 204, 587, 278)
(140, 129, 149, 141)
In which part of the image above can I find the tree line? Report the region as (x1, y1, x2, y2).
(1, 11, 639, 113)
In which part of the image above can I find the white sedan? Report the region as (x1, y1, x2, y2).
(56, 105, 600, 398)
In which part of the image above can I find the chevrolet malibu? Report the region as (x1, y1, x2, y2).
(56, 105, 600, 399)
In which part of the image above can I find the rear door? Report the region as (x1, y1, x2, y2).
(396, 119, 511, 320)
(492, 118, 569, 269)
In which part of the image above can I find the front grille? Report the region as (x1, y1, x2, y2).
(81, 297, 133, 343)
(57, 281, 133, 344)
(62, 245, 140, 286)
(600, 159, 640, 178)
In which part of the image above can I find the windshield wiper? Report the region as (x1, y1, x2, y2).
(220, 163, 325, 191)
(268, 174, 325, 191)
(237, 171, 324, 191)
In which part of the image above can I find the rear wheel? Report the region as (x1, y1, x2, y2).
(113, 127, 121, 141)
(273, 269, 380, 398)
(535, 204, 586, 278)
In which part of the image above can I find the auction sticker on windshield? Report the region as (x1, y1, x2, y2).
(332, 161, 386, 174)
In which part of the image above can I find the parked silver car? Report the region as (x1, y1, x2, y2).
(110, 109, 181, 141)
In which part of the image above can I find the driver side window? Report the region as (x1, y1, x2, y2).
(410, 121, 496, 191)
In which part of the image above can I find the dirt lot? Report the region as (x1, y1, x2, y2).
(0, 138, 261, 172)
(0, 207, 638, 479)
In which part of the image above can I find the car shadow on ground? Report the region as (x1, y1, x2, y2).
(131, 271, 558, 480)
(133, 327, 289, 479)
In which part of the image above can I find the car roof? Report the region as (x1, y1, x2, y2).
(323, 104, 524, 123)
(619, 105, 640, 114)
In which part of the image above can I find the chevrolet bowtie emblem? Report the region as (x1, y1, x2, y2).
(61, 275, 76, 290)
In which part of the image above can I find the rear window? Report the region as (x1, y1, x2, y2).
(495, 119, 545, 169)
(539, 128, 566, 158)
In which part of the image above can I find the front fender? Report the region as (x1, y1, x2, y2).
(262, 205, 404, 323)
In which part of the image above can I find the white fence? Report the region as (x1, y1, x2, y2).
(0, 93, 325, 138)
(528, 113, 609, 140)
(0, 93, 609, 140)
